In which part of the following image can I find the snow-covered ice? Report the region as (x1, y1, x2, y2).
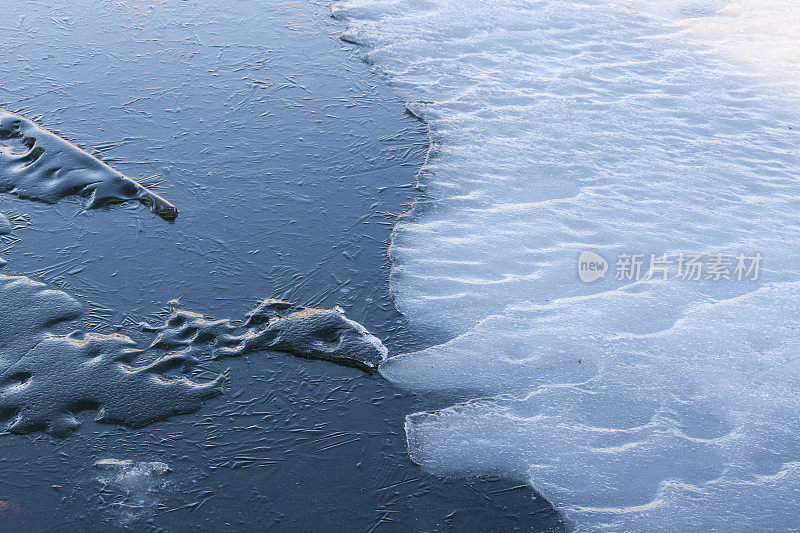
(630, 1, 800, 84)
(334, 0, 800, 530)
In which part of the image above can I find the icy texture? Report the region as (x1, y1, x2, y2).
(141, 298, 388, 371)
(0, 212, 14, 266)
(336, 0, 800, 332)
(0, 500, 20, 517)
(93, 459, 172, 524)
(95, 458, 172, 477)
(393, 281, 800, 530)
(630, 1, 800, 86)
(0, 274, 385, 436)
(0, 110, 177, 219)
(335, 0, 800, 530)
(0, 213, 11, 235)
(0, 275, 83, 369)
(0, 331, 223, 436)
(0, 274, 222, 436)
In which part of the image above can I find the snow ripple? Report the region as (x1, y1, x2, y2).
(335, 0, 800, 530)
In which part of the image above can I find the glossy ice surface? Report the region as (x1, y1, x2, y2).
(0, 0, 560, 530)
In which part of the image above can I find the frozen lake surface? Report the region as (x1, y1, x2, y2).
(0, 0, 562, 530)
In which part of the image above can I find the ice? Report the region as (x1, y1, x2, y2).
(94, 458, 172, 477)
(0, 274, 223, 436)
(0, 273, 385, 436)
(395, 280, 800, 530)
(629, 1, 800, 86)
(0, 110, 177, 219)
(0, 500, 20, 517)
(336, 0, 800, 333)
(0, 213, 11, 235)
(334, 0, 800, 530)
(0, 213, 13, 266)
(94, 459, 172, 524)
(141, 298, 388, 371)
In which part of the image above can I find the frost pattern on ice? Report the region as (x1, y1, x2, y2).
(0, 110, 177, 220)
(335, 0, 800, 530)
(94, 459, 172, 524)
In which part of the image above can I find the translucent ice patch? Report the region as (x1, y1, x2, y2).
(94, 459, 172, 524)
(0, 110, 177, 219)
(94, 458, 172, 476)
(334, 0, 800, 530)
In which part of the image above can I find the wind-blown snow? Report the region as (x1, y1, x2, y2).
(334, 0, 800, 530)
(629, 1, 800, 86)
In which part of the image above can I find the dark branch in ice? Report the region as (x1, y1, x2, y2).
(0, 110, 177, 220)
